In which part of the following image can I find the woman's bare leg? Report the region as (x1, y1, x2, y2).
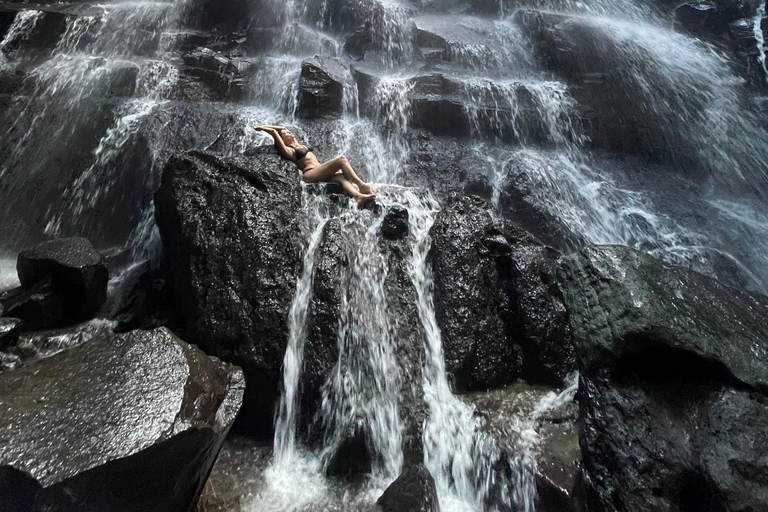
(303, 170, 375, 207)
(330, 173, 375, 207)
(301, 156, 376, 194)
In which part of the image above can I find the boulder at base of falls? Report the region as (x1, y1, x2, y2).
(323, 423, 373, 477)
(297, 57, 345, 119)
(0, 326, 244, 512)
(17, 237, 107, 299)
(0, 237, 109, 331)
(429, 193, 575, 392)
(461, 382, 583, 512)
(377, 464, 440, 512)
(154, 150, 301, 435)
(558, 245, 768, 512)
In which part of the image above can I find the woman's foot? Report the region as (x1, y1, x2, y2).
(355, 193, 376, 208)
(358, 182, 378, 195)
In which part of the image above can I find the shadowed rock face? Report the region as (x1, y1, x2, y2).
(154, 150, 301, 436)
(558, 245, 768, 512)
(298, 57, 346, 119)
(0, 327, 244, 512)
(429, 193, 575, 392)
(378, 464, 440, 512)
(0, 238, 108, 331)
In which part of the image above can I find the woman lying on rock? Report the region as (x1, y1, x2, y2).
(253, 125, 377, 207)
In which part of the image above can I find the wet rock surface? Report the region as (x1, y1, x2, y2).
(462, 381, 582, 512)
(429, 193, 575, 391)
(181, 46, 251, 101)
(154, 149, 302, 435)
(0, 238, 108, 330)
(377, 463, 440, 512)
(559, 245, 768, 512)
(0, 327, 244, 512)
(514, 9, 703, 168)
(381, 205, 409, 239)
(298, 57, 345, 119)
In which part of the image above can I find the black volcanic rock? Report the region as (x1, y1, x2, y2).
(381, 205, 409, 239)
(15, 237, 108, 324)
(297, 57, 345, 119)
(377, 464, 439, 512)
(558, 245, 768, 512)
(0, 277, 67, 332)
(324, 424, 372, 477)
(154, 150, 301, 435)
(0, 327, 244, 512)
(429, 194, 574, 391)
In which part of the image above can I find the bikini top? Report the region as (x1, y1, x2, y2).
(293, 146, 312, 161)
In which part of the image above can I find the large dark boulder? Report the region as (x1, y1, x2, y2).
(377, 464, 439, 512)
(154, 150, 301, 435)
(297, 57, 345, 119)
(429, 194, 574, 392)
(11, 237, 108, 325)
(0, 327, 244, 512)
(558, 245, 768, 512)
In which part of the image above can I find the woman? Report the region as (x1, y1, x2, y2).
(253, 125, 377, 207)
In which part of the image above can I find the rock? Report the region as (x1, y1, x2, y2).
(672, 0, 767, 86)
(0, 351, 22, 373)
(429, 194, 575, 391)
(181, 46, 250, 101)
(297, 57, 345, 119)
(324, 424, 373, 477)
(195, 435, 273, 512)
(381, 205, 409, 239)
(300, 216, 345, 444)
(377, 464, 439, 512)
(0, 327, 244, 512)
(430, 195, 520, 391)
(16, 237, 109, 322)
(351, 65, 378, 117)
(344, 22, 372, 60)
(0, 278, 68, 331)
(105, 261, 171, 333)
(513, 10, 701, 168)
(154, 150, 301, 435)
(462, 382, 582, 512)
(0, 317, 22, 350)
(558, 245, 768, 512)
(509, 245, 575, 384)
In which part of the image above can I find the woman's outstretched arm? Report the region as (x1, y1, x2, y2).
(255, 125, 286, 131)
(254, 125, 295, 161)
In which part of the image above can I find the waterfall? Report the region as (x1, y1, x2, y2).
(318, 197, 404, 481)
(4, 0, 768, 507)
(754, 2, 768, 83)
(0, 10, 42, 56)
(274, 189, 330, 465)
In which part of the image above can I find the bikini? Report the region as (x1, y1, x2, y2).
(292, 146, 314, 172)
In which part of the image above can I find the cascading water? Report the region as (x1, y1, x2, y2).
(0, 10, 42, 55)
(4, 0, 768, 506)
